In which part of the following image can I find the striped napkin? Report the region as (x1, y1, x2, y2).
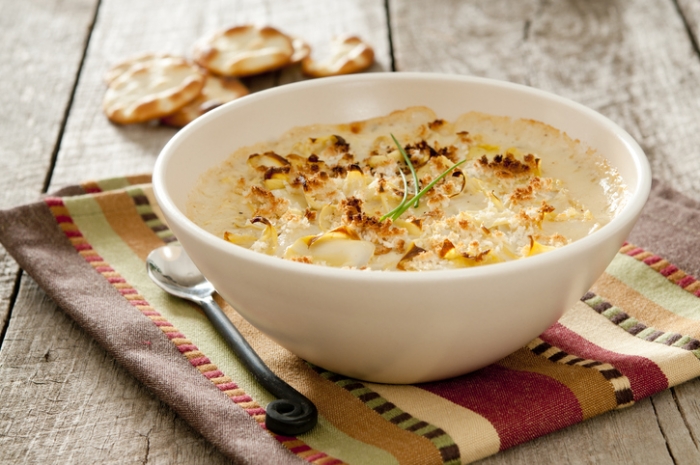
(1, 176, 699, 465)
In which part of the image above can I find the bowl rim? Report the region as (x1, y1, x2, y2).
(153, 72, 652, 284)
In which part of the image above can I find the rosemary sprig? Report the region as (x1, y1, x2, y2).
(380, 135, 467, 222)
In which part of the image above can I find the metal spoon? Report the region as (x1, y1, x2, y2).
(146, 244, 317, 436)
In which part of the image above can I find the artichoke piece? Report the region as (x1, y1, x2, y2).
(223, 230, 258, 248)
(285, 226, 375, 268)
(284, 235, 316, 260)
(527, 236, 557, 256)
(487, 190, 504, 210)
(292, 135, 349, 160)
(308, 225, 359, 243)
(396, 242, 427, 271)
(467, 143, 500, 160)
(437, 238, 500, 267)
(444, 170, 466, 197)
(263, 166, 291, 190)
(285, 153, 308, 169)
(498, 244, 521, 260)
(343, 164, 366, 197)
(223, 216, 278, 252)
(247, 152, 290, 170)
(249, 216, 278, 255)
(393, 218, 422, 236)
(437, 239, 456, 258)
(318, 204, 339, 231)
(367, 150, 402, 168)
(312, 134, 349, 154)
(464, 177, 487, 195)
(444, 248, 499, 267)
(263, 178, 286, 190)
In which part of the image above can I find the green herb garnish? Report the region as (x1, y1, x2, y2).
(391, 134, 421, 208)
(380, 135, 467, 222)
(380, 169, 408, 221)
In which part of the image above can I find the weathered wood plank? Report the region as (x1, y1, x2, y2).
(653, 385, 700, 465)
(390, 1, 540, 83)
(48, 0, 391, 191)
(4, 0, 700, 463)
(391, 0, 700, 463)
(524, 0, 700, 202)
(0, 0, 98, 343)
(392, 0, 700, 201)
(0, 0, 391, 463)
(676, 0, 700, 47)
(476, 398, 674, 465)
(0, 276, 232, 464)
(523, 3, 700, 462)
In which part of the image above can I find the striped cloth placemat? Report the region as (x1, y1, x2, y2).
(1, 176, 699, 465)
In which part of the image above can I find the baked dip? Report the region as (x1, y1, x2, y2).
(187, 107, 627, 271)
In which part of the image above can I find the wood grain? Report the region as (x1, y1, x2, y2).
(2, 0, 700, 463)
(390, 0, 700, 463)
(390, 0, 540, 82)
(0, 0, 390, 464)
(653, 385, 700, 465)
(476, 398, 675, 465)
(677, 0, 700, 48)
(392, 0, 700, 202)
(48, 0, 391, 191)
(0, 277, 232, 464)
(524, 0, 700, 202)
(0, 0, 98, 344)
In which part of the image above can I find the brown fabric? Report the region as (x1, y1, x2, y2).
(0, 201, 304, 465)
(49, 184, 88, 197)
(628, 180, 700, 278)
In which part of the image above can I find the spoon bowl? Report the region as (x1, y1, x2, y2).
(147, 245, 215, 301)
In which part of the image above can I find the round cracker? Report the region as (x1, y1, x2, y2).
(103, 57, 206, 124)
(161, 75, 249, 128)
(193, 25, 294, 77)
(288, 36, 311, 65)
(301, 35, 374, 78)
(103, 52, 175, 84)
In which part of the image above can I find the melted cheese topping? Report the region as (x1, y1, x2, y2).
(187, 107, 627, 271)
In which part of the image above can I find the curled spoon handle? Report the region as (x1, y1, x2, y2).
(198, 296, 317, 435)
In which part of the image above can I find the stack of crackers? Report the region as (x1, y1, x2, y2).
(102, 25, 375, 127)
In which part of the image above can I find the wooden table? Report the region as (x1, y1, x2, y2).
(2, 1, 700, 463)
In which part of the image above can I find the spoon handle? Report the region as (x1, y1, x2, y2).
(198, 296, 318, 436)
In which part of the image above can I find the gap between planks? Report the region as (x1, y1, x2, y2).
(674, 0, 700, 60)
(0, 271, 23, 352)
(41, 0, 103, 195)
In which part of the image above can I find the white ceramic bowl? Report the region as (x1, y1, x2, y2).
(153, 73, 651, 384)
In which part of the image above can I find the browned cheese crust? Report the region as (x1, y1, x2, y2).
(187, 107, 627, 271)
